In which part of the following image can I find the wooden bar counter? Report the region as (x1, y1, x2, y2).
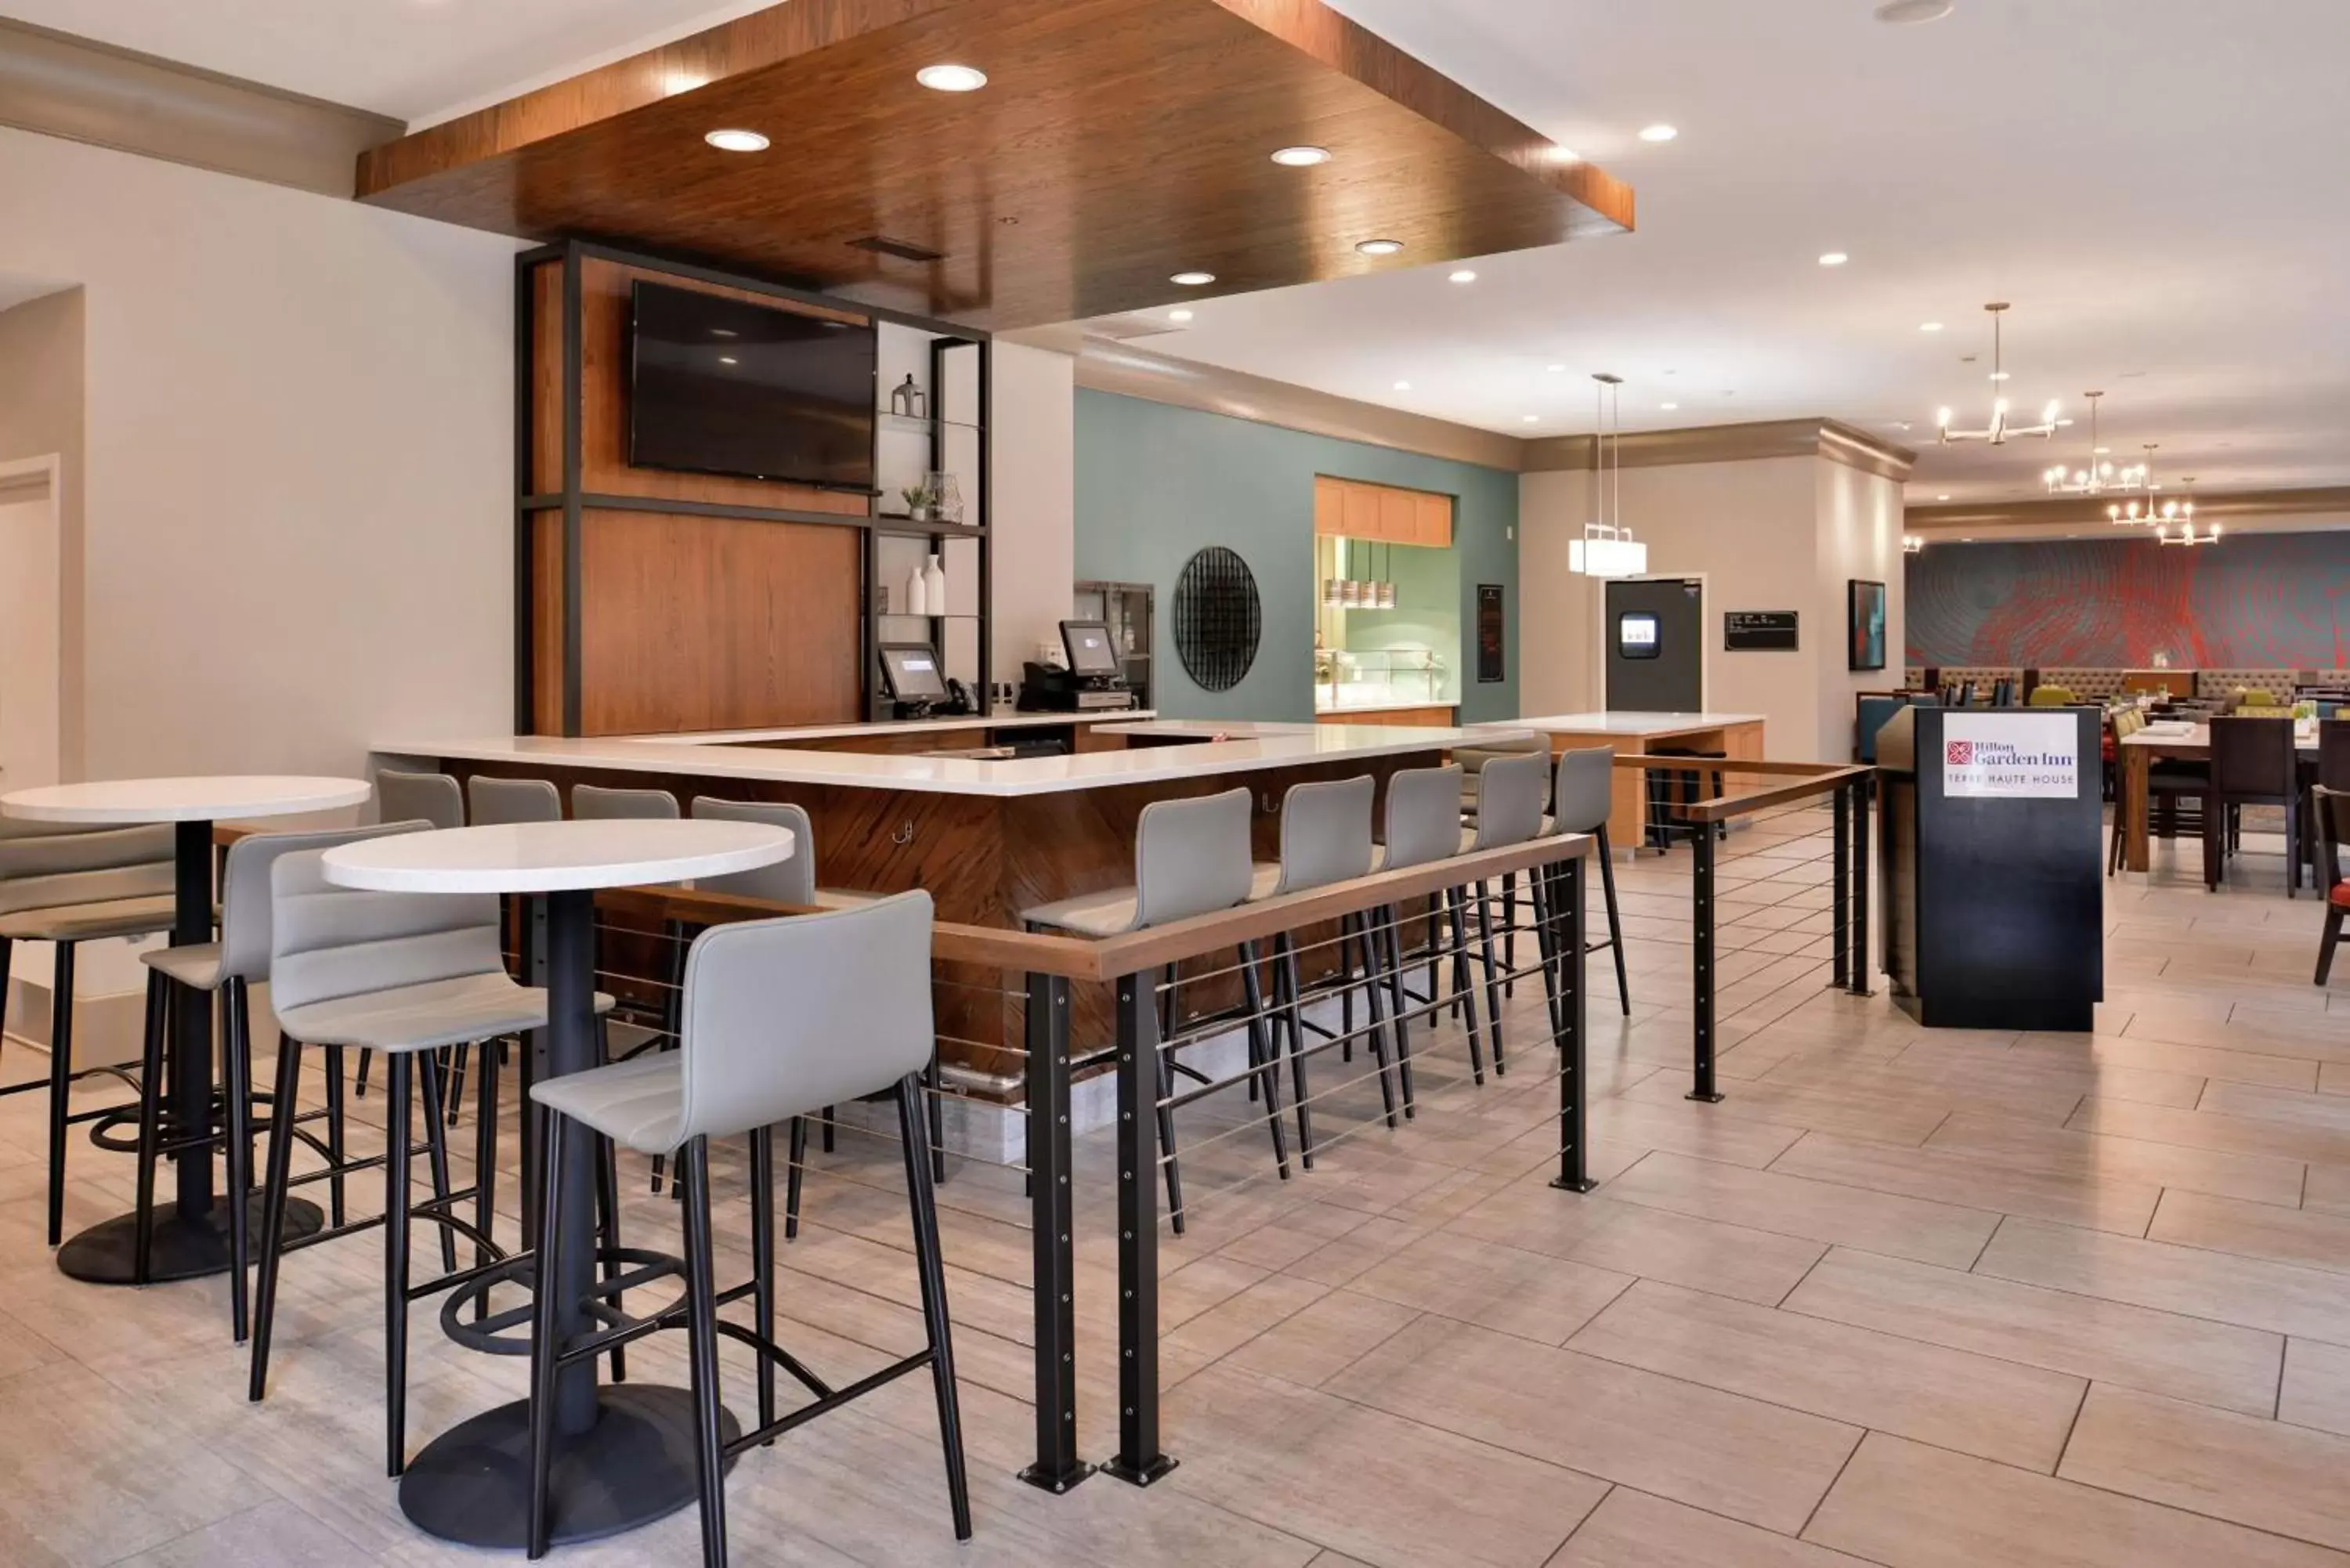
(375, 714, 1507, 1095)
(1466, 712, 1766, 845)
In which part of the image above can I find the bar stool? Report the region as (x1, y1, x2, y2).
(248, 836, 616, 1477)
(1021, 788, 1287, 1235)
(1249, 775, 1386, 1159)
(376, 769, 464, 831)
(522, 892, 971, 1563)
(1550, 747, 1630, 1014)
(570, 784, 686, 1074)
(1455, 750, 1549, 1077)
(688, 798, 907, 1239)
(136, 821, 406, 1342)
(1373, 764, 1483, 1101)
(0, 818, 177, 1246)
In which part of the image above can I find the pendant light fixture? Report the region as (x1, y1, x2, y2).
(1570, 373, 1648, 577)
(2106, 443, 2196, 529)
(2044, 391, 2146, 495)
(2154, 479, 2218, 545)
(1938, 303, 2059, 445)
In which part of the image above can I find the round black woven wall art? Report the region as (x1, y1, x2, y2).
(1172, 546, 1261, 694)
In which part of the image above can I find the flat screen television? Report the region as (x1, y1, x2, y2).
(627, 280, 876, 491)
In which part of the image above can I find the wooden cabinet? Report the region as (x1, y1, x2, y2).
(1314, 475, 1454, 547)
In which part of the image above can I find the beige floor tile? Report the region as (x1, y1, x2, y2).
(1804, 1431, 2350, 1568)
(1570, 1278, 2083, 1469)
(1220, 1286, 1423, 1389)
(1547, 1487, 1875, 1568)
(2061, 1382, 2350, 1552)
(1927, 1109, 2307, 1205)
(1453, 1180, 1826, 1306)
(1784, 1246, 2283, 1417)
(1325, 1316, 1860, 1534)
(1976, 1216, 2350, 1344)
(1603, 1150, 1998, 1268)
(1164, 1364, 1604, 1568)
(1587, 1097, 1806, 1169)
(2013, 1030, 2319, 1091)
(1770, 1129, 2160, 1235)
(2283, 1339, 2350, 1437)
(1163, 1271, 1332, 1380)
(111, 1501, 390, 1567)
(1346, 1228, 1632, 1346)
(1620, 1069, 1958, 1144)
(2150, 1189, 2350, 1274)
(2071, 1096, 2350, 1168)
(2203, 1080, 2350, 1132)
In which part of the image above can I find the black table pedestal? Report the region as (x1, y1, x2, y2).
(59, 1193, 321, 1284)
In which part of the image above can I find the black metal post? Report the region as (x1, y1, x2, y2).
(1850, 775, 1873, 995)
(1104, 970, 1175, 1487)
(172, 819, 215, 1217)
(1553, 858, 1596, 1193)
(1018, 973, 1090, 1494)
(1831, 782, 1851, 990)
(1689, 824, 1723, 1103)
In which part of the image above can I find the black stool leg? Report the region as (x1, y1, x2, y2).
(224, 977, 256, 1341)
(897, 1076, 974, 1540)
(1502, 873, 1518, 999)
(750, 1124, 777, 1437)
(785, 1115, 808, 1241)
(418, 1052, 458, 1274)
(445, 1042, 468, 1128)
(322, 1042, 348, 1227)
(383, 1052, 414, 1478)
(1236, 942, 1289, 1180)
(1474, 880, 1508, 1076)
(1445, 887, 1487, 1083)
(131, 971, 169, 1282)
(822, 1106, 837, 1154)
(1155, 1002, 1185, 1234)
(525, 1107, 567, 1562)
(1348, 912, 1397, 1128)
(473, 1036, 500, 1323)
(593, 1134, 627, 1383)
(45, 940, 76, 1246)
(1378, 907, 1416, 1117)
(679, 1136, 728, 1568)
(353, 1050, 372, 1100)
(248, 1035, 306, 1403)
(1596, 826, 1631, 1016)
(924, 1053, 948, 1186)
(1274, 935, 1316, 1168)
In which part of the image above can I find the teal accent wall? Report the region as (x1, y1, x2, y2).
(1073, 389, 1520, 723)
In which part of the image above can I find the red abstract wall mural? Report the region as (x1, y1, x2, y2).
(1906, 533, 2350, 668)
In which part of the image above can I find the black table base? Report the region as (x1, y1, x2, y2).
(399, 1386, 739, 1549)
(57, 1193, 322, 1284)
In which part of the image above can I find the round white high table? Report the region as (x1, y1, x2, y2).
(320, 817, 794, 1551)
(0, 776, 372, 1284)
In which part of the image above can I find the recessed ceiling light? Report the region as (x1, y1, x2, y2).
(1168, 309, 1194, 323)
(1394, 380, 1412, 391)
(1660, 402, 1679, 410)
(718, 356, 738, 365)
(703, 128, 768, 152)
(1170, 270, 1216, 286)
(1818, 251, 1849, 266)
(1920, 321, 1944, 332)
(1270, 145, 1330, 167)
(1546, 146, 1581, 164)
(1357, 239, 1405, 257)
(1875, 0, 1954, 22)
(915, 63, 988, 92)
(1523, 414, 1542, 424)
(1989, 370, 2011, 381)
(710, 328, 737, 338)
(1547, 363, 1567, 373)
(1638, 124, 1678, 143)
(2093, 446, 2111, 455)
(1449, 269, 1477, 284)
(1961, 537, 1975, 543)
(1937, 493, 1952, 501)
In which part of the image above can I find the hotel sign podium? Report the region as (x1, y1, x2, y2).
(1875, 704, 2104, 1031)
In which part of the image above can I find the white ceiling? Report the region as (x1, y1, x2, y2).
(0, 0, 776, 124)
(1097, 0, 2350, 504)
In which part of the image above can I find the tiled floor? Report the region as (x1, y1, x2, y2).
(5, 807, 2350, 1565)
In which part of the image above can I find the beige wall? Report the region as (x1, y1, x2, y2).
(989, 341, 1076, 688)
(0, 125, 518, 782)
(0, 285, 85, 775)
(1520, 450, 1901, 762)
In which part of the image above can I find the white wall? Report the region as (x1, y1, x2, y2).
(1817, 459, 1906, 761)
(988, 341, 1076, 690)
(0, 125, 518, 782)
(1520, 455, 1826, 759)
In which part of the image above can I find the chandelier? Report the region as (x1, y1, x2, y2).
(2043, 392, 2146, 496)
(1569, 373, 1649, 578)
(2153, 479, 2218, 546)
(1938, 302, 2059, 444)
(1903, 534, 1925, 555)
(2104, 444, 2195, 529)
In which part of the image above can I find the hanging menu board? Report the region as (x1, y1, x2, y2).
(1725, 610, 1800, 652)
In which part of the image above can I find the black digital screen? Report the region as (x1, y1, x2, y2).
(1618, 612, 1661, 659)
(879, 644, 949, 703)
(1061, 621, 1119, 676)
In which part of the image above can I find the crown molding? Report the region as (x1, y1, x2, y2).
(1523, 417, 1915, 481)
(1073, 336, 1528, 471)
(0, 17, 403, 197)
(1906, 486, 2350, 533)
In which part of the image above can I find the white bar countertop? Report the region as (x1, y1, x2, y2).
(1313, 699, 1458, 717)
(377, 718, 1524, 799)
(1475, 711, 1767, 737)
(602, 710, 1156, 746)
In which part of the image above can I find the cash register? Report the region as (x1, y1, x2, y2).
(1018, 620, 1139, 713)
(877, 642, 974, 721)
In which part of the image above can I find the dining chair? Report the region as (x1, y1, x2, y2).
(2316, 786, 2350, 985)
(2206, 716, 2300, 894)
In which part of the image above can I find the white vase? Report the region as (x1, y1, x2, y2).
(923, 554, 948, 613)
(904, 562, 927, 617)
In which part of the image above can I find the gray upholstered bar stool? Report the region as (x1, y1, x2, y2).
(1549, 746, 1630, 1014)
(1372, 764, 1484, 1102)
(248, 835, 616, 1477)
(1249, 775, 1389, 1159)
(689, 798, 907, 1236)
(522, 892, 971, 1563)
(137, 821, 412, 1341)
(571, 783, 688, 1087)
(1020, 787, 1287, 1235)
(1455, 732, 1551, 1001)
(1455, 750, 1550, 1078)
(376, 769, 465, 831)
(0, 818, 176, 1246)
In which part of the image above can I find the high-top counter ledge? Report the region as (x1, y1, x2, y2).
(376, 714, 1532, 1090)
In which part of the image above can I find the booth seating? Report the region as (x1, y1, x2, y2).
(2028, 685, 2077, 707)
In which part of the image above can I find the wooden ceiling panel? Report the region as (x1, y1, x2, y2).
(356, 0, 1631, 329)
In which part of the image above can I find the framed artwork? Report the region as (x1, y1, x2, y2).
(1848, 580, 1887, 671)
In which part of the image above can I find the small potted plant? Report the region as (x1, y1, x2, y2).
(900, 482, 937, 522)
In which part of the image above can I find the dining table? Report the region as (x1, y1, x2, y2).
(320, 815, 794, 1551)
(0, 775, 373, 1282)
(2116, 718, 2318, 874)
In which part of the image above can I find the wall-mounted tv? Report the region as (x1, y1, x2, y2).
(627, 280, 876, 491)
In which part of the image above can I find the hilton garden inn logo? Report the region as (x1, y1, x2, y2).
(1943, 717, 2078, 800)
